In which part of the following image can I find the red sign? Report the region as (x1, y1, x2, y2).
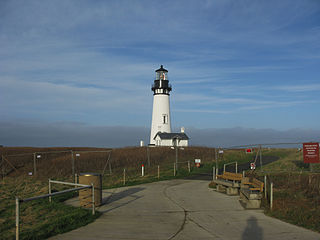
(246, 148, 252, 153)
(303, 143, 319, 163)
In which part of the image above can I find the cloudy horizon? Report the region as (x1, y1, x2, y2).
(0, 120, 319, 148)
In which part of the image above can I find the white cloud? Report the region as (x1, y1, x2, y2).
(273, 84, 320, 92)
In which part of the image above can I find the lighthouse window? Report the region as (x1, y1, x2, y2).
(162, 114, 168, 124)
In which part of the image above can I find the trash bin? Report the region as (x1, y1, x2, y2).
(79, 173, 102, 207)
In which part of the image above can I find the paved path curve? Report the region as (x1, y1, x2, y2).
(51, 179, 320, 240)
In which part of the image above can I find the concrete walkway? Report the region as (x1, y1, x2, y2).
(50, 179, 320, 240)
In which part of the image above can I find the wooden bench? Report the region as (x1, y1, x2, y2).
(218, 171, 242, 181)
(212, 171, 243, 195)
(240, 177, 264, 209)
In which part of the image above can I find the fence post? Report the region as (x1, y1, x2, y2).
(1, 155, 4, 182)
(109, 161, 112, 174)
(264, 175, 267, 199)
(102, 151, 112, 176)
(75, 173, 78, 185)
(174, 163, 176, 176)
(270, 182, 273, 210)
(123, 169, 126, 185)
(215, 148, 218, 171)
(212, 167, 216, 181)
(215, 168, 218, 179)
(16, 197, 19, 240)
(33, 153, 37, 176)
(242, 170, 245, 178)
(223, 164, 226, 173)
(147, 147, 150, 168)
(71, 150, 75, 181)
(188, 161, 191, 173)
(175, 147, 178, 171)
(157, 165, 160, 179)
(236, 162, 238, 174)
(310, 163, 314, 172)
(259, 145, 263, 171)
(91, 183, 95, 215)
(49, 179, 52, 203)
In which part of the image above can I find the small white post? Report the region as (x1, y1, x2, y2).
(264, 175, 267, 199)
(123, 169, 126, 185)
(141, 164, 144, 177)
(16, 197, 19, 240)
(49, 179, 52, 203)
(215, 168, 218, 179)
(236, 162, 238, 174)
(223, 164, 226, 173)
(33, 153, 37, 176)
(212, 167, 215, 181)
(174, 163, 176, 176)
(188, 161, 191, 173)
(91, 183, 95, 215)
(157, 165, 160, 179)
(75, 173, 78, 184)
(242, 170, 245, 178)
(270, 182, 273, 210)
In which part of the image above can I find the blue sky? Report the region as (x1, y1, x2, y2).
(0, 0, 320, 147)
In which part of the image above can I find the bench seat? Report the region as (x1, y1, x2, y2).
(212, 171, 242, 195)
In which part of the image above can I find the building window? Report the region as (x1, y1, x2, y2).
(162, 114, 168, 124)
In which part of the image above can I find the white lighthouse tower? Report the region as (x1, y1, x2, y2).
(149, 65, 172, 145)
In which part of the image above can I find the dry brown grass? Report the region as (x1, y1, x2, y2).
(264, 172, 320, 232)
(0, 146, 218, 180)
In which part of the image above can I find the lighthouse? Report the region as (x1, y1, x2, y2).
(149, 65, 172, 145)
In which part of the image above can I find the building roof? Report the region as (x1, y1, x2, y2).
(155, 65, 168, 73)
(154, 132, 189, 140)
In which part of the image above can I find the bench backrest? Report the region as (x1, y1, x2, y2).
(219, 171, 242, 181)
(252, 178, 264, 192)
(241, 177, 264, 192)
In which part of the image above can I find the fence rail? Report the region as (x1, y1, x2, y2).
(15, 180, 95, 240)
(223, 161, 238, 173)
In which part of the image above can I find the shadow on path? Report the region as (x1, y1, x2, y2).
(102, 187, 145, 204)
(98, 187, 145, 213)
(242, 216, 263, 240)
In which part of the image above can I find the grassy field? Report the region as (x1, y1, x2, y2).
(1, 146, 314, 239)
(0, 176, 101, 240)
(259, 158, 320, 234)
(243, 148, 320, 233)
(262, 172, 320, 232)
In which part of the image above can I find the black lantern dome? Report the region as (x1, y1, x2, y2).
(152, 65, 172, 95)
